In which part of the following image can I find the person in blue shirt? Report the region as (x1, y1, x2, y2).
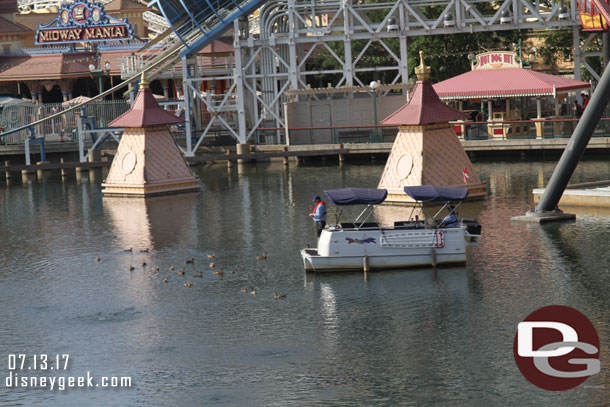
(441, 205, 460, 227)
(309, 195, 327, 237)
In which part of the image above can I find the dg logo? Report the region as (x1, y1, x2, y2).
(513, 305, 600, 391)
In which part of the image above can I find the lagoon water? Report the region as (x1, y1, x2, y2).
(0, 159, 609, 406)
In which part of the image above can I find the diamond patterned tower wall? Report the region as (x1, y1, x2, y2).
(378, 78, 485, 204)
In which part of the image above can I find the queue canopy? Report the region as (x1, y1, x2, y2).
(432, 68, 591, 100)
(324, 188, 388, 205)
(403, 185, 468, 202)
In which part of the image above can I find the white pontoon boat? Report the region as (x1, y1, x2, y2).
(300, 186, 481, 272)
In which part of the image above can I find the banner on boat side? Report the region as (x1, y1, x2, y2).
(513, 305, 600, 391)
(35, 2, 133, 45)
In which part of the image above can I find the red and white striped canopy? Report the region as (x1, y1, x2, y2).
(433, 68, 590, 100)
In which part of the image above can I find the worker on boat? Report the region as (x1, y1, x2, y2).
(441, 205, 460, 227)
(309, 195, 327, 238)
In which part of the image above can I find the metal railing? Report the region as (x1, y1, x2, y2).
(0, 100, 130, 145)
(254, 118, 610, 145)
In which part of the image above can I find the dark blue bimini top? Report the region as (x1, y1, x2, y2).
(324, 188, 388, 205)
(403, 185, 468, 202)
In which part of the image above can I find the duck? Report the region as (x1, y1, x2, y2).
(169, 266, 175, 271)
(129, 265, 135, 271)
(142, 261, 147, 267)
(213, 271, 224, 276)
(177, 269, 185, 275)
(256, 253, 267, 260)
(124, 248, 133, 252)
(184, 281, 193, 287)
(207, 254, 216, 259)
(95, 256, 101, 262)
(274, 292, 287, 300)
(209, 262, 216, 269)
(250, 287, 257, 295)
(186, 258, 194, 264)
(194, 272, 203, 278)
(231, 269, 236, 274)
(140, 248, 149, 253)
(162, 278, 168, 283)
(240, 287, 247, 293)
(152, 266, 159, 271)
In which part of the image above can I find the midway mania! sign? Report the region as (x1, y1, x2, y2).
(35, 1, 133, 45)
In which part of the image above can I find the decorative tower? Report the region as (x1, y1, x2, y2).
(102, 74, 199, 197)
(378, 51, 485, 204)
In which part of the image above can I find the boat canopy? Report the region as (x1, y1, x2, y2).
(403, 185, 468, 202)
(324, 188, 388, 205)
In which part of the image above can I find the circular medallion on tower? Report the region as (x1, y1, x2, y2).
(121, 150, 137, 175)
(396, 153, 413, 179)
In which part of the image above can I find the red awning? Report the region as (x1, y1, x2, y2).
(432, 68, 591, 100)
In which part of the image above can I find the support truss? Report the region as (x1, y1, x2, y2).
(191, 0, 584, 144)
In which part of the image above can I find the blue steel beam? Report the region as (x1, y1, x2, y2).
(151, 0, 269, 57)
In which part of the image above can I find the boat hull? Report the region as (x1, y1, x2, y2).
(301, 226, 469, 272)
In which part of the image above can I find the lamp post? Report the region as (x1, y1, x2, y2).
(88, 49, 111, 97)
(104, 61, 114, 102)
(370, 81, 379, 142)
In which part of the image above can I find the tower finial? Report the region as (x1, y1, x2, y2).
(414, 50, 431, 81)
(140, 72, 149, 89)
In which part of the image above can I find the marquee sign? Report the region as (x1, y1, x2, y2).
(35, 2, 133, 44)
(472, 51, 521, 71)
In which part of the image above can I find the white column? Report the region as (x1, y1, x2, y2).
(234, 20, 247, 144)
(182, 56, 194, 156)
(573, 25, 582, 81)
(343, 0, 353, 86)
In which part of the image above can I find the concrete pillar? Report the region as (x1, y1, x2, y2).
(60, 157, 67, 177)
(554, 97, 562, 136)
(282, 146, 289, 165)
(236, 143, 249, 163)
(88, 149, 101, 163)
(487, 100, 493, 138)
(535, 98, 543, 139)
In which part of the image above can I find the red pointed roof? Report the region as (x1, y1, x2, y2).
(381, 80, 466, 126)
(109, 85, 184, 127)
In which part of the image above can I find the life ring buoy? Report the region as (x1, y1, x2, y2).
(434, 230, 445, 248)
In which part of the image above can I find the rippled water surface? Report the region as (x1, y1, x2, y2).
(1, 159, 610, 406)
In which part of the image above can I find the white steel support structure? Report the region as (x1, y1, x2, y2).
(220, 0, 587, 144)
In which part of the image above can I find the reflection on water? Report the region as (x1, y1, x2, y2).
(0, 159, 610, 406)
(103, 194, 198, 250)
